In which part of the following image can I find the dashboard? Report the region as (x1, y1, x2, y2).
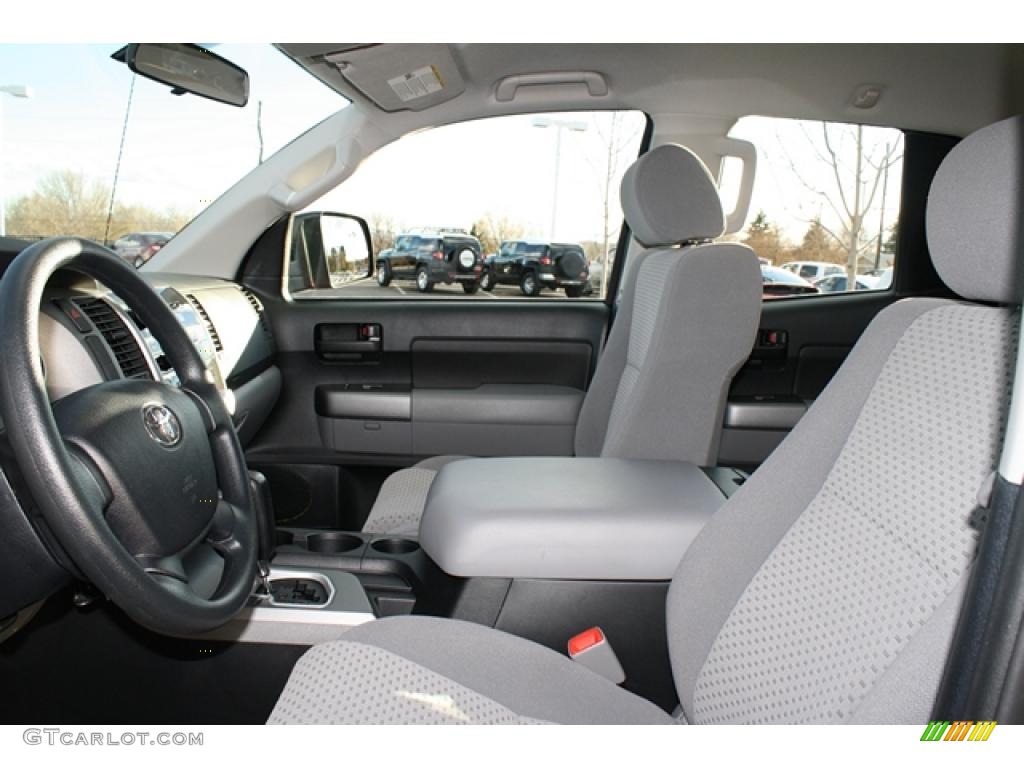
(33, 274, 281, 447)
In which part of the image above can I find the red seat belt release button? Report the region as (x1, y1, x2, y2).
(567, 627, 625, 684)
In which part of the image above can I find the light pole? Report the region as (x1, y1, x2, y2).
(532, 117, 587, 240)
(0, 84, 34, 237)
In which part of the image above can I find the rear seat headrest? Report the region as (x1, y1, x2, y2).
(927, 115, 1024, 304)
(620, 143, 725, 248)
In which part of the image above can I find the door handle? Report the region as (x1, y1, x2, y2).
(315, 323, 382, 362)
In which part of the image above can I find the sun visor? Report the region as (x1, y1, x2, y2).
(324, 44, 465, 112)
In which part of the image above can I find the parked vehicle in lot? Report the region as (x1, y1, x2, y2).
(813, 274, 876, 292)
(584, 258, 604, 295)
(761, 263, 819, 298)
(376, 229, 483, 293)
(111, 231, 175, 267)
(873, 266, 894, 290)
(780, 260, 846, 282)
(480, 240, 589, 297)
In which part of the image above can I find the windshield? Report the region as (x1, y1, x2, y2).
(0, 44, 345, 263)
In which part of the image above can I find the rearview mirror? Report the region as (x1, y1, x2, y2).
(288, 212, 373, 294)
(115, 44, 249, 107)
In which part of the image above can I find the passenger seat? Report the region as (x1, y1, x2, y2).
(362, 143, 764, 536)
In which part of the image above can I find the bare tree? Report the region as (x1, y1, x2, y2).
(6, 170, 190, 243)
(470, 212, 526, 255)
(742, 210, 791, 265)
(367, 212, 399, 255)
(780, 123, 902, 281)
(795, 217, 845, 264)
(6, 170, 110, 240)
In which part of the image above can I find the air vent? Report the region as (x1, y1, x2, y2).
(73, 298, 152, 380)
(241, 287, 271, 335)
(185, 294, 223, 354)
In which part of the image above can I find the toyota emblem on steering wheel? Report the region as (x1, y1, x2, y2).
(142, 403, 182, 448)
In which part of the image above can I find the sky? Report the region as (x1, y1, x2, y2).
(1, 43, 903, 248)
(0, 44, 344, 221)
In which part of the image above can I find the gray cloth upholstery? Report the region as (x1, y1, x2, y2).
(269, 641, 547, 724)
(278, 299, 1017, 726)
(273, 115, 1024, 726)
(668, 300, 1018, 724)
(269, 617, 673, 725)
(596, 243, 762, 463)
(926, 115, 1024, 303)
(361, 456, 463, 536)
(572, 251, 648, 457)
(619, 143, 726, 247)
(363, 143, 761, 535)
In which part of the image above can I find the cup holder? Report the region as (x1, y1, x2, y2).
(371, 538, 420, 556)
(306, 532, 364, 554)
(275, 530, 295, 547)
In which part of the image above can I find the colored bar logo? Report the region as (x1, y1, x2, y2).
(920, 721, 997, 741)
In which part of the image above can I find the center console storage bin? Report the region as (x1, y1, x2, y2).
(420, 457, 726, 580)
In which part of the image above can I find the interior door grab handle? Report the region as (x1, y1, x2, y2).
(315, 323, 382, 362)
(494, 71, 609, 102)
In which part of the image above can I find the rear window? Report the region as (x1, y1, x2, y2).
(519, 243, 548, 256)
(726, 116, 904, 300)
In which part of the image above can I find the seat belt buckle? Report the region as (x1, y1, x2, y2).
(567, 627, 625, 684)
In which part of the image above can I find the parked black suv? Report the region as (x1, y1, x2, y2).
(480, 240, 590, 297)
(376, 229, 484, 293)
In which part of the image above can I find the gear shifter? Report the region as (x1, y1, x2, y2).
(248, 470, 276, 597)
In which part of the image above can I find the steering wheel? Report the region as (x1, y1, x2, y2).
(0, 238, 257, 635)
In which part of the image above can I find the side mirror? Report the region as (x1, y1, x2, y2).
(287, 212, 372, 294)
(114, 44, 249, 107)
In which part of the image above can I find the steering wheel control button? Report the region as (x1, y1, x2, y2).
(142, 402, 182, 448)
(567, 626, 625, 684)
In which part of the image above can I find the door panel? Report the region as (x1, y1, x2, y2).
(246, 298, 608, 529)
(412, 339, 591, 389)
(719, 290, 894, 469)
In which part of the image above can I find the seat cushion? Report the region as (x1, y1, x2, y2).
(361, 456, 464, 536)
(268, 616, 674, 725)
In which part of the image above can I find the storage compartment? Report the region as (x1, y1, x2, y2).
(316, 383, 411, 421)
(272, 530, 448, 618)
(420, 457, 726, 580)
(719, 394, 808, 469)
(412, 384, 583, 456)
(319, 417, 412, 454)
(371, 538, 421, 555)
(315, 383, 414, 454)
(275, 530, 295, 547)
(307, 532, 364, 554)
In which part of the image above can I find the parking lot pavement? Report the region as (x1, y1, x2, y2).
(321, 278, 595, 300)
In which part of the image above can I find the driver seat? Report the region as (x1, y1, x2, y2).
(269, 115, 1023, 725)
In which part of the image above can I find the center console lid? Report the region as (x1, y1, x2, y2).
(420, 458, 725, 581)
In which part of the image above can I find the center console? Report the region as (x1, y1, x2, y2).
(218, 457, 746, 710)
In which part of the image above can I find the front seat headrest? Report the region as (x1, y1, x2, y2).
(620, 143, 726, 248)
(926, 115, 1024, 304)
